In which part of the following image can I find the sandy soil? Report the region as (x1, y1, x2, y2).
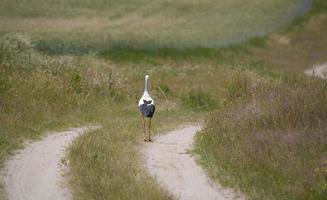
(304, 62, 327, 79)
(143, 126, 243, 200)
(1, 126, 98, 200)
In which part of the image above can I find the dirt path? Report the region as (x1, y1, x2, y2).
(143, 126, 243, 200)
(1, 126, 98, 200)
(304, 62, 327, 79)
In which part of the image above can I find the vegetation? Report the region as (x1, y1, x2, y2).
(195, 1, 327, 200)
(0, 31, 244, 199)
(250, 0, 327, 72)
(0, 0, 326, 200)
(0, 0, 308, 50)
(195, 74, 327, 200)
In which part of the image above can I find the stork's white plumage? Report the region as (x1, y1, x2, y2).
(138, 75, 155, 118)
(138, 75, 154, 106)
(138, 75, 155, 142)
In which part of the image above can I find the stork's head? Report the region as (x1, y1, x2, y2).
(145, 75, 149, 80)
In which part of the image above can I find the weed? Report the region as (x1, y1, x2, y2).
(70, 74, 84, 94)
(0, 78, 10, 93)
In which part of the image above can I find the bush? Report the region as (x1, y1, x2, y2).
(181, 90, 217, 111)
(70, 74, 84, 94)
(0, 34, 35, 69)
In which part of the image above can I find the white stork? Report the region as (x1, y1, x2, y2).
(138, 75, 155, 142)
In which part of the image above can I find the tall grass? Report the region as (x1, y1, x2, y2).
(67, 114, 187, 200)
(0, 33, 235, 199)
(67, 114, 170, 199)
(0, 34, 121, 164)
(0, 34, 125, 196)
(0, 1, 325, 199)
(195, 72, 327, 199)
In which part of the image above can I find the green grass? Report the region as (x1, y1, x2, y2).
(195, 74, 327, 200)
(193, 2, 327, 200)
(0, 0, 326, 199)
(249, 0, 327, 72)
(0, 0, 310, 50)
(0, 33, 237, 199)
(67, 106, 199, 200)
(181, 90, 218, 111)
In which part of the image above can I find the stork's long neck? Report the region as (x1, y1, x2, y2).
(144, 76, 149, 92)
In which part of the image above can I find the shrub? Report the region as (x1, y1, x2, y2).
(0, 34, 35, 69)
(70, 74, 84, 94)
(181, 90, 217, 111)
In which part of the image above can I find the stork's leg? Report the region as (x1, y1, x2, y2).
(148, 118, 152, 142)
(142, 116, 147, 141)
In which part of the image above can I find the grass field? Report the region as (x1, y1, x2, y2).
(195, 74, 327, 200)
(0, 32, 240, 199)
(251, 11, 327, 72)
(195, 1, 327, 200)
(0, 0, 310, 50)
(0, 0, 326, 199)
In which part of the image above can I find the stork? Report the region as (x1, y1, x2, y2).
(138, 75, 155, 142)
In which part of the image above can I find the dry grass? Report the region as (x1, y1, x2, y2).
(195, 73, 327, 200)
(0, 1, 326, 199)
(194, 2, 327, 199)
(0, 33, 234, 199)
(0, 17, 109, 32)
(67, 120, 171, 200)
(252, 13, 327, 72)
(195, 73, 327, 199)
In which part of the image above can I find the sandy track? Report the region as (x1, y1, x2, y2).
(1, 126, 98, 200)
(304, 62, 327, 79)
(143, 126, 243, 200)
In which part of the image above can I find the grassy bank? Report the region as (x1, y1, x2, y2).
(194, 1, 327, 200)
(195, 75, 327, 199)
(0, 34, 119, 197)
(249, 0, 327, 72)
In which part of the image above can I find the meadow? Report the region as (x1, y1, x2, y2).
(0, 0, 326, 199)
(0, 31, 239, 199)
(0, 0, 310, 50)
(195, 74, 327, 199)
(195, 1, 327, 200)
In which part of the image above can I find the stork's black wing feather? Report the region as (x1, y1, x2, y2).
(139, 104, 155, 118)
(143, 100, 152, 104)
